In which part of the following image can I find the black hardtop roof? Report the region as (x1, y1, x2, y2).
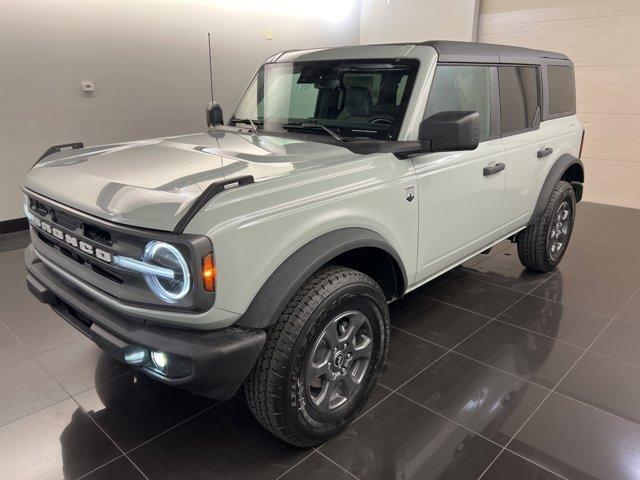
(420, 40, 571, 65)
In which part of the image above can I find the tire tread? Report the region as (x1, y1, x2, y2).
(517, 180, 575, 272)
(244, 265, 385, 446)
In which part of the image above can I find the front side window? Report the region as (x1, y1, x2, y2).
(424, 65, 492, 140)
(548, 65, 576, 116)
(232, 59, 419, 141)
(498, 66, 541, 134)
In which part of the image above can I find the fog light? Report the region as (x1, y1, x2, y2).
(123, 346, 149, 366)
(151, 351, 168, 370)
(147, 351, 192, 378)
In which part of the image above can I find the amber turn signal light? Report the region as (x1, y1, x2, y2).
(202, 254, 216, 292)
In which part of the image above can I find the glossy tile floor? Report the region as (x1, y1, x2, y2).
(1, 202, 640, 480)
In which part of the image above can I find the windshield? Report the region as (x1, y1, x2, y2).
(232, 59, 419, 141)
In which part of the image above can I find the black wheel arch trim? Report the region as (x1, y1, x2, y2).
(236, 228, 408, 329)
(529, 154, 583, 225)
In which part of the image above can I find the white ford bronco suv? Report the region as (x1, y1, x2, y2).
(23, 41, 584, 446)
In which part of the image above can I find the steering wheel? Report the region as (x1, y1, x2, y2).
(369, 117, 394, 125)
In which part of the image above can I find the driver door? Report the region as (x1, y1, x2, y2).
(413, 64, 506, 282)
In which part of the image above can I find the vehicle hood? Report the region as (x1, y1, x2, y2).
(24, 130, 360, 231)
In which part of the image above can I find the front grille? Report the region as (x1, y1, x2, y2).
(24, 190, 214, 313)
(30, 199, 49, 216)
(83, 223, 112, 246)
(51, 209, 80, 230)
(91, 263, 123, 284)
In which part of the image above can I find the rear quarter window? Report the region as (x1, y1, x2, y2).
(548, 65, 576, 116)
(498, 65, 541, 135)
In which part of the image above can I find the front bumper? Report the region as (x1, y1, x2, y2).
(25, 245, 265, 400)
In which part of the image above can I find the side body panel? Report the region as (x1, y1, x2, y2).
(184, 153, 419, 319)
(502, 115, 582, 227)
(412, 140, 507, 281)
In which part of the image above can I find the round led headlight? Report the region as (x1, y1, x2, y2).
(142, 241, 191, 303)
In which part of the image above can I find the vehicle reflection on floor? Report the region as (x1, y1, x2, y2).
(2, 201, 640, 479)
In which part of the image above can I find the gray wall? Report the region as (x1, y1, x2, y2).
(0, 0, 361, 222)
(360, 0, 479, 44)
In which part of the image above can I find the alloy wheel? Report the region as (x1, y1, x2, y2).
(305, 310, 373, 412)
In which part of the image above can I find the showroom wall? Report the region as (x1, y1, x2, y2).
(360, 0, 479, 44)
(479, 0, 640, 209)
(0, 0, 361, 223)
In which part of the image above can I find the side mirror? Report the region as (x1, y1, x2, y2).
(419, 111, 480, 152)
(206, 101, 224, 127)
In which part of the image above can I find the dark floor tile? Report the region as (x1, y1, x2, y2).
(570, 216, 610, 244)
(461, 257, 553, 293)
(379, 329, 446, 389)
(498, 295, 609, 348)
(0, 322, 29, 367)
(482, 450, 563, 480)
(391, 295, 489, 348)
(320, 393, 501, 480)
(0, 241, 16, 253)
(592, 320, 640, 367)
(559, 257, 640, 292)
(584, 243, 640, 267)
(81, 457, 146, 480)
(425, 275, 524, 317)
(0, 356, 68, 426)
(280, 452, 354, 480)
(7, 231, 31, 249)
(0, 285, 83, 354)
(616, 293, 640, 326)
(455, 321, 583, 388)
(531, 272, 633, 317)
(129, 397, 309, 480)
(37, 337, 131, 395)
(0, 398, 120, 480)
(511, 392, 640, 480)
(360, 383, 392, 416)
(400, 352, 548, 445)
(558, 352, 640, 425)
(601, 227, 640, 250)
(578, 201, 639, 219)
(0, 248, 28, 284)
(0, 231, 31, 252)
(74, 371, 215, 451)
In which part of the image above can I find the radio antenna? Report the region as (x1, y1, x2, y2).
(207, 33, 214, 105)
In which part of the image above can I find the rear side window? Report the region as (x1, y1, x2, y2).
(548, 65, 576, 116)
(498, 66, 540, 134)
(425, 65, 492, 140)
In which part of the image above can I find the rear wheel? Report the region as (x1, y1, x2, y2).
(245, 265, 389, 447)
(517, 180, 576, 272)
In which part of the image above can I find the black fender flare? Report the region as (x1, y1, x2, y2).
(529, 154, 584, 225)
(236, 228, 408, 329)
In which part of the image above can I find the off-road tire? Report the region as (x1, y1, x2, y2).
(244, 265, 390, 447)
(517, 180, 576, 272)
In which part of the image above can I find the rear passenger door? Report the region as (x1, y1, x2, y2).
(498, 65, 551, 228)
(412, 65, 506, 281)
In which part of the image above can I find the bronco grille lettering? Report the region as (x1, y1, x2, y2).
(32, 219, 113, 264)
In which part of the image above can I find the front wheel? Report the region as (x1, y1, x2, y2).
(517, 180, 576, 272)
(245, 265, 389, 447)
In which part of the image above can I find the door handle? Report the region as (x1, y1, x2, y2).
(537, 147, 553, 158)
(483, 162, 505, 176)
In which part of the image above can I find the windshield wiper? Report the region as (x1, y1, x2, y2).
(281, 122, 344, 142)
(230, 118, 260, 132)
